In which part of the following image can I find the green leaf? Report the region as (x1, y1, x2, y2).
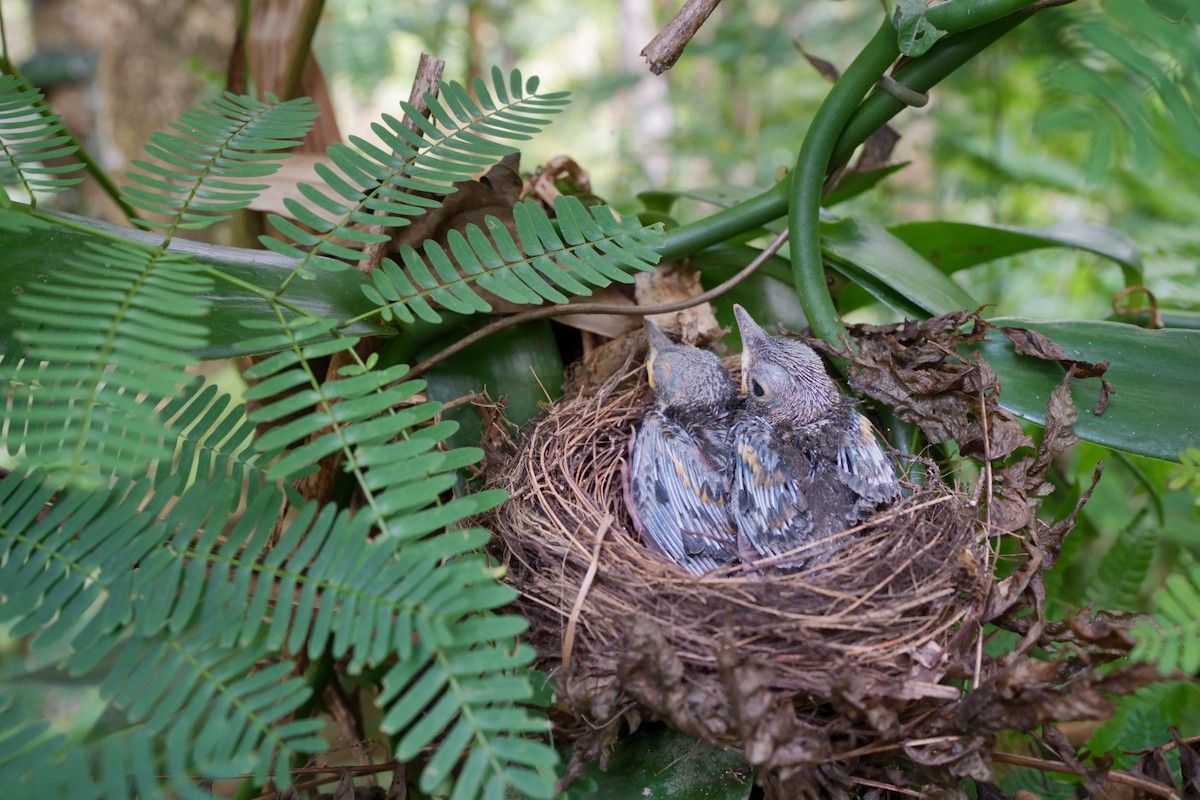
(578, 726, 752, 800)
(894, 0, 948, 57)
(824, 162, 908, 206)
(1131, 564, 1200, 674)
(265, 68, 571, 286)
(972, 318, 1200, 461)
(5, 239, 210, 484)
(888, 220, 1143, 285)
(1086, 682, 1200, 769)
(367, 196, 663, 325)
(0, 75, 84, 200)
(0, 210, 384, 359)
(121, 93, 317, 235)
(821, 215, 979, 317)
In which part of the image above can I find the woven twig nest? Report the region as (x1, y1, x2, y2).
(482, 311, 1151, 798)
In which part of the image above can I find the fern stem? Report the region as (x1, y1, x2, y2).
(281, 0, 325, 102)
(0, 59, 139, 223)
(789, 18, 898, 345)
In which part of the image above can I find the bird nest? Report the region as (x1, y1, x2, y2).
(481, 311, 1150, 797)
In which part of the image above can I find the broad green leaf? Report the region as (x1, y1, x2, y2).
(411, 318, 565, 450)
(576, 726, 752, 800)
(824, 162, 908, 206)
(894, 0, 948, 57)
(888, 220, 1143, 284)
(973, 318, 1200, 461)
(821, 215, 979, 317)
(0, 211, 384, 358)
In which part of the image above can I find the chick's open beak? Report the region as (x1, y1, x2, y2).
(645, 320, 673, 389)
(733, 304, 768, 394)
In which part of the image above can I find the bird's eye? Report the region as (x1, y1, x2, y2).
(750, 379, 765, 398)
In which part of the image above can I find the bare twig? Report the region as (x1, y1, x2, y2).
(358, 53, 446, 275)
(280, 0, 326, 102)
(641, 0, 724, 74)
(407, 228, 790, 380)
(990, 751, 1182, 800)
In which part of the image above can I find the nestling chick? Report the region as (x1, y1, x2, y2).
(731, 305, 901, 564)
(626, 321, 740, 574)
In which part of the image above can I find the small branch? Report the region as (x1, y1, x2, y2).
(640, 0, 723, 75)
(990, 751, 1182, 800)
(406, 228, 789, 380)
(358, 53, 445, 275)
(280, 0, 325, 102)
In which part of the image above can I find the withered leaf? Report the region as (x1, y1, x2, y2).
(803, 51, 841, 83)
(1041, 724, 1108, 793)
(1134, 747, 1176, 794)
(1029, 372, 1080, 491)
(1171, 727, 1200, 800)
(1042, 463, 1103, 565)
(1002, 326, 1070, 362)
(1001, 325, 1114, 416)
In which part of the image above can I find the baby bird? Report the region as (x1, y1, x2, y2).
(731, 305, 900, 564)
(626, 321, 740, 574)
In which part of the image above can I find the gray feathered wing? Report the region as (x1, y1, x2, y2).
(732, 418, 815, 559)
(628, 414, 737, 573)
(832, 405, 902, 517)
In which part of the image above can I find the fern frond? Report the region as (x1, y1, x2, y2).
(240, 320, 556, 797)
(1085, 515, 1157, 611)
(154, 375, 278, 494)
(1086, 681, 1200, 772)
(1131, 563, 1200, 674)
(1038, 4, 1200, 179)
(121, 93, 317, 237)
(261, 67, 570, 284)
(0, 469, 323, 796)
(0, 75, 83, 202)
(361, 195, 664, 324)
(4, 240, 211, 484)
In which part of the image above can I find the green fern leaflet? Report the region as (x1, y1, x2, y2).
(262, 67, 570, 285)
(0, 75, 84, 202)
(121, 92, 317, 237)
(0, 66, 617, 800)
(362, 195, 664, 323)
(1132, 562, 1200, 674)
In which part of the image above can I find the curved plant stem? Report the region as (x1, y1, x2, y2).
(789, 19, 898, 344)
(831, 15, 1026, 169)
(794, 1, 1046, 345)
(658, 2, 1051, 270)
